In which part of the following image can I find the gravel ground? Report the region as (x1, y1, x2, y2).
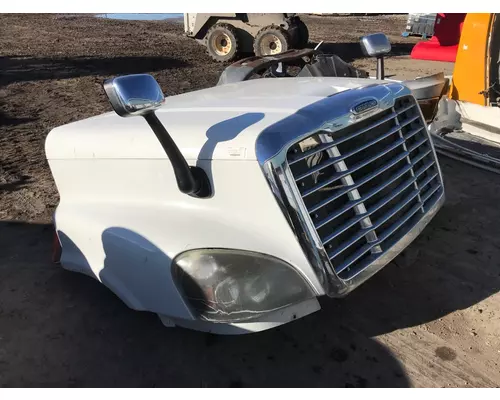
(0, 13, 498, 387)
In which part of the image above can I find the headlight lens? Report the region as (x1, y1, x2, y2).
(172, 249, 315, 322)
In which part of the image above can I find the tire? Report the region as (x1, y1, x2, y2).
(253, 25, 291, 57)
(289, 19, 309, 49)
(205, 23, 239, 62)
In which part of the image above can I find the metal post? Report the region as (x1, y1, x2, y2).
(376, 57, 385, 80)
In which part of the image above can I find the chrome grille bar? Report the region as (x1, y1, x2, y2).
(288, 111, 398, 166)
(335, 196, 430, 275)
(321, 175, 419, 246)
(313, 150, 435, 229)
(320, 163, 437, 246)
(317, 133, 382, 254)
(308, 150, 411, 214)
(394, 105, 425, 213)
(301, 138, 406, 198)
(295, 124, 401, 182)
(327, 186, 422, 261)
(284, 94, 444, 284)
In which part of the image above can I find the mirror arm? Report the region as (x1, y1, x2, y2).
(143, 112, 200, 195)
(377, 56, 385, 80)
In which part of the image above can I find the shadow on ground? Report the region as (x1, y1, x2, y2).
(0, 55, 190, 86)
(0, 220, 409, 387)
(1, 157, 500, 387)
(0, 158, 32, 194)
(0, 110, 35, 128)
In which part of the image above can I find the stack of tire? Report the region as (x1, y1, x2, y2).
(204, 17, 309, 62)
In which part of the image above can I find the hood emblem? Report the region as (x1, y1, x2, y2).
(352, 98, 378, 114)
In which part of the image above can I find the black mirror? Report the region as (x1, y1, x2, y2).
(359, 33, 391, 80)
(103, 74, 165, 117)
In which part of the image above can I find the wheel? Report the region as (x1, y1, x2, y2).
(289, 19, 309, 49)
(205, 23, 239, 62)
(253, 26, 291, 57)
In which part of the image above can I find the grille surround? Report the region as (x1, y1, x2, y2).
(256, 82, 445, 296)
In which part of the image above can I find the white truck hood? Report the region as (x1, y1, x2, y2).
(45, 77, 383, 161)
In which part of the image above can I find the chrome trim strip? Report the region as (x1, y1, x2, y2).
(302, 137, 407, 198)
(308, 150, 413, 214)
(288, 111, 398, 165)
(294, 123, 402, 182)
(320, 174, 421, 246)
(256, 84, 403, 165)
(339, 192, 444, 285)
(256, 82, 445, 297)
(327, 187, 422, 261)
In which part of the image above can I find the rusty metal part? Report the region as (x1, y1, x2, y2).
(427, 96, 500, 173)
(431, 133, 500, 174)
(217, 48, 317, 86)
(231, 48, 316, 69)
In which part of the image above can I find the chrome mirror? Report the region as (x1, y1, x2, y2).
(360, 33, 391, 80)
(102, 74, 211, 198)
(360, 33, 391, 58)
(103, 74, 165, 117)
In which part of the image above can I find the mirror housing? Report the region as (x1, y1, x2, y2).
(360, 33, 391, 80)
(360, 33, 391, 58)
(103, 74, 211, 198)
(103, 74, 165, 117)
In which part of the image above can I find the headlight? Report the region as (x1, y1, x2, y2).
(172, 249, 315, 323)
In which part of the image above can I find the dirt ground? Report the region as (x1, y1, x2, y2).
(0, 13, 499, 388)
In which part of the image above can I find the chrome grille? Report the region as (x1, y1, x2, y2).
(286, 95, 443, 281)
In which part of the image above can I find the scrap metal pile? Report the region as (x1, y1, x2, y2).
(216, 16, 500, 175)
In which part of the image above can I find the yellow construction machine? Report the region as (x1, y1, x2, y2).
(426, 13, 500, 172)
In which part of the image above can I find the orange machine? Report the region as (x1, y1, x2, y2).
(429, 13, 500, 174)
(449, 13, 500, 107)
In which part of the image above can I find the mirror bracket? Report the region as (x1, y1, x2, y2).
(103, 74, 212, 198)
(188, 166, 212, 198)
(377, 57, 385, 80)
(360, 33, 391, 80)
